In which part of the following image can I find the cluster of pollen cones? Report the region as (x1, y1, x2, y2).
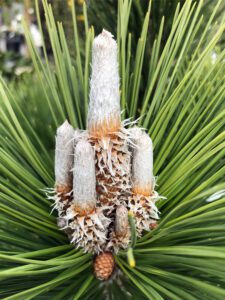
(52, 29, 161, 280)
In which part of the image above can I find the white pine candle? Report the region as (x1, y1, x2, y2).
(55, 120, 74, 193)
(73, 139, 96, 215)
(131, 128, 154, 196)
(87, 29, 121, 137)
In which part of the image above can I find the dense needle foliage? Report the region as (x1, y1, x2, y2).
(0, 0, 225, 299)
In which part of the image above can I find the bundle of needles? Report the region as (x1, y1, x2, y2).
(53, 29, 161, 280)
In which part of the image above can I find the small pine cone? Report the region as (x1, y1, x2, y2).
(94, 252, 115, 280)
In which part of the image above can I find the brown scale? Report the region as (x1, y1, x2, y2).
(56, 184, 72, 201)
(91, 134, 132, 216)
(55, 185, 77, 242)
(94, 252, 115, 281)
(56, 185, 73, 217)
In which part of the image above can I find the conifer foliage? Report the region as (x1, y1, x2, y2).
(0, 0, 225, 299)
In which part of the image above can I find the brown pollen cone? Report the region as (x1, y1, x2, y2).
(94, 252, 115, 280)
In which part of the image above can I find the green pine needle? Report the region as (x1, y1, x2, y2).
(0, 0, 225, 299)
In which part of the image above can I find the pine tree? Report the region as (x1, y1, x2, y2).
(0, 0, 225, 299)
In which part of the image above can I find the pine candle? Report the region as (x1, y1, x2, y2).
(53, 29, 161, 280)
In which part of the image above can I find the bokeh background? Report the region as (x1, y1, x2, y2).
(0, 0, 224, 80)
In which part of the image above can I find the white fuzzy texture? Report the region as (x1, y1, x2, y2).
(131, 128, 153, 195)
(115, 205, 129, 237)
(87, 29, 121, 133)
(73, 129, 81, 146)
(55, 120, 74, 187)
(73, 139, 96, 212)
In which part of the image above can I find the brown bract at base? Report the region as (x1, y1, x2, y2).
(88, 116, 121, 138)
(72, 204, 95, 217)
(56, 184, 72, 201)
(133, 186, 152, 197)
(150, 222, 158, 230)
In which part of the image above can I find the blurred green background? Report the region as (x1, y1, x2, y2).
(0, 0, 224, 80)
